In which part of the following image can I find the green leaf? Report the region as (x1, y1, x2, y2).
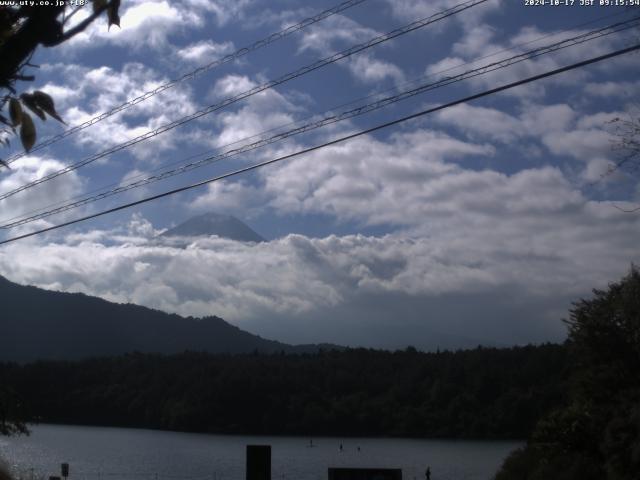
(19, 93, 46, 121)
(19, 112, 36, 152)
(9, 98, 22, 126)
(33, 90, 66, 124)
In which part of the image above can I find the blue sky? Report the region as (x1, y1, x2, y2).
(0, 0, 639, 350)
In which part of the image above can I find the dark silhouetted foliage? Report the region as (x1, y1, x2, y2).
(0, 2, 121, 158)
(0, 384, 28, 436)
(496, 266, 640, 480)
(0, 344, 567, 439)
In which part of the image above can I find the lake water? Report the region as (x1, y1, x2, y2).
(0, 425, 520, 480)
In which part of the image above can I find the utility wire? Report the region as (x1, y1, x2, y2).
(2, 43, 638, 246)
(2, 17, 638, 229)
(2, 8, 629, 226)
(3, 0, 369, 165)
(0, 0, 490, 201)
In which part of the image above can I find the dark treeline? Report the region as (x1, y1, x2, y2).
(496, 267, 640, 480)
(0, 344, 567, 439)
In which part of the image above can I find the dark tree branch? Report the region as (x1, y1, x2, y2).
(50, 2, 112, 46)
(0, 6, 65, 88)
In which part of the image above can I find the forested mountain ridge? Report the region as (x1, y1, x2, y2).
(0, 344, 568, 439)
(0, 275, 330, 362)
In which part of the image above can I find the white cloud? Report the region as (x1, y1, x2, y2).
(294, 14, 405, 86)
(177, 40, 235, 65)
(386, 0, 502, 28)
(0, 191, 637, 348)
(192, 181, 268, 215)
(2, 124, 637, 349)
(261, 129, 495, 224)
(585, 81, 640, 99)
(433, 102, 631, 184)
(346, 54, 406, 85)
(452, 25, 496, 58)
(60, 0, 252, 53)
(204, 74, 303, 149)
(42, 62, 198, 162)
(435, 104, 521, 143)
(426, 24, 628, 98)
(0, 155, 85, 230)
(65, 1, 203, 51)
(183, 0, 252, 26)
(210, 74, 258, 99)
(297, 14, 378, 54)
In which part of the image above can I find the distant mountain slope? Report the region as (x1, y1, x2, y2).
(161, 212, 265, 242)
(0, 276, 330, 362)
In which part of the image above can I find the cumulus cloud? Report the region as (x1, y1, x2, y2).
(584, 81, 640, 99)
(3, 125, 637, 349)
(346, 55, 406, 85)
(1, 191, 637, 349)
(39, 62, 199, 163)
(425, 24, 630, 98)
(0, 155, 85, 230)
(61, 0, 251, 52)
(293, 14, 405, 86)
(433, 102, 631, 183)
(386, 0, 502, 28)
(177, 40, 236, 65)
(297, 14, 378, 54)
(201, 74, 305, 149)
(260, 129, 495, 224)
(183, 0, 252, 26)
(63, 0, 203, 51)
(192, 181, 268, 216)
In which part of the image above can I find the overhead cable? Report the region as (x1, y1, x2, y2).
(2, 16, 638, 229)
(3, 6, 628, 227)
(0, 0, 490, 201)
(3, 0, 370, 165)
(2, 43, 638, 245)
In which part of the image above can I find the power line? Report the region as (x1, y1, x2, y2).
(0, 0, 490, 201)
(3, 17, 637, 229)
(2, 8, 628, 227)
(3, 0, 370, 165)
(2, 43, 638, 246)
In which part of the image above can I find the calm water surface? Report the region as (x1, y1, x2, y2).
(0, 425, 520, 480)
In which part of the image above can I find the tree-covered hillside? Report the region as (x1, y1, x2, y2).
(0, 344, 567, 439)
(496, 267, 640, 480)
(0, 275, 332, 362)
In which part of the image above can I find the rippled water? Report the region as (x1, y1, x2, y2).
(0, 425, 520, 480)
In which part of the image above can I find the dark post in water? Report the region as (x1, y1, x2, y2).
(328, 468, 402, 480)
(246, 445, 271, 480)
